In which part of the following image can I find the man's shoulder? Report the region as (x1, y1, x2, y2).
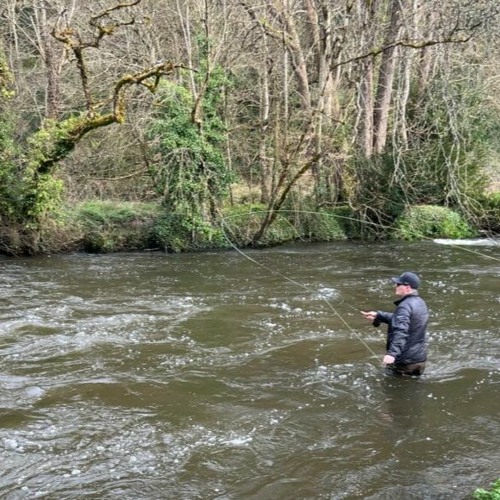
(405, 293, 429, 313)
(398, 293, 427, 308)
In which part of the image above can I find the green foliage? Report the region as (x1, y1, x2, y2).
(145, 36, 234, 252)
(76, 200, 160, 253)
(0, 45, 14, 101)
(474, 479, 500, 500)
(328, 206, 363, 239)
(220, 204, 297, 248)
(0, 153, 18, 222)
(392, 205, 476, 240)
(78, 200, 160, 224)
(346, 64, 498, 237)
(344, 154, 406, 238)
(0, 46, 18, 223)
(26, 117, 80, 170)
(473, 191, 500, 233)
(263, 215, 298, 247)
(147, 64, 233, 223)
(1, 115, 85, 224)
(25, 174, 64, 222)
(152, 210, 227, 253)
(299, 208, 347, 241)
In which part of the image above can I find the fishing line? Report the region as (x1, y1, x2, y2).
(429, 239, 500, 262)
(219, 208, 500, 362)
(220, 211, 381, 361)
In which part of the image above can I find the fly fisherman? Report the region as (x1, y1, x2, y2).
(361, 272, 429, 376)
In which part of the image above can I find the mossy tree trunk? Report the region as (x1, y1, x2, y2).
(2, 1, 180, 226)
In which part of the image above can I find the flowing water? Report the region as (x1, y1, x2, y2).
(0, 240, 499, 499)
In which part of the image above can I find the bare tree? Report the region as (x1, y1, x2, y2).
(2, 0, 498, 245)
(1, 0, 182, 223)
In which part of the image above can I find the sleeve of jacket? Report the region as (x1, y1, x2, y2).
(375, 311, 393, 326)
(386, 305, 411, 358)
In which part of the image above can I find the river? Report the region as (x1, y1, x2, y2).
(0, 240, 499, 499)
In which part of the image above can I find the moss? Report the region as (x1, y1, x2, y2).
(28, 115, 116, 177)
(75, 201, 160, 253)
(392, 205, 477, 240)
(0, 45, 14, 99)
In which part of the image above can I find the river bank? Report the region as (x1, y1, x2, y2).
(1, 197, 499, 257)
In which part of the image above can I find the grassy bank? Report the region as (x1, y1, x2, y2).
(0, 196, 498, 256)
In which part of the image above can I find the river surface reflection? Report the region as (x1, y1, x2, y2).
(0, 241, 499, 499)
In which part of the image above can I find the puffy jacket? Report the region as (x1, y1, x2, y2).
(374, 292, 428, 365)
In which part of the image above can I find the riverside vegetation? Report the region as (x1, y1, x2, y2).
(1, 2, 499, 256)
(474, 479, 500, 500)
(1, 1, 499, 255)
(8, 198, 490, 256)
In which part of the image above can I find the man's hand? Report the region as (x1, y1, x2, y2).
(382, 355, 395, 366)
(361, 310, 377, 322)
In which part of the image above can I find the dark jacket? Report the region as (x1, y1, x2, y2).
(374, 292, 428, 365)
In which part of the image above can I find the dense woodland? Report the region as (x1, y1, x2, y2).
(1, 0, 499, 255)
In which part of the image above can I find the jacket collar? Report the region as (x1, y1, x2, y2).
(394, 290, 419, 305)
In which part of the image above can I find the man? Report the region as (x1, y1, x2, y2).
(361, 271, 429, 376)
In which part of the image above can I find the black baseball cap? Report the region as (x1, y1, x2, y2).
(391, 272, 421, 289)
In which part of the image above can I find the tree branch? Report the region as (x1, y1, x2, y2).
(252, 153, 321, 244)
(34, 61, 180, 176)
(52, 0, 145, 114)
(331, 34, 473, 71)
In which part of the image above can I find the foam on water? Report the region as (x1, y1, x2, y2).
(433, 238, 500, 246)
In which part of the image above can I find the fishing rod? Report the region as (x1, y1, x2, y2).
(219, 208, 500, 363)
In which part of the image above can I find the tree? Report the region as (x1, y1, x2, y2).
(1, 0, 499, 253)
(0, 0, 180, 229)
(0, 41, 17, 223)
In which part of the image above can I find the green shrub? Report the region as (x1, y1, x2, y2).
(300, 208, 347, 241)
(76, 201, 159, 252)
(474, 479, 500, 499)
(475, 192, 500, 233)
(325, 206, 362, 239)
(77, 200, 159, 224)
(152, 211, 227, 253)
(220, 204, 297, 247)
(146, 49, 234, 252)
(392, 205, 476, 240)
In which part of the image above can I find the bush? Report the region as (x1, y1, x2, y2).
(392, 205, 476, 240)
(475, 192, 500, 233)
(152, 211, 227, 253)
(325, 206, 363, 239)
(76, 201, 159, 252)
(220, 204, 297, 247)
(0, 219, 82, 256)
(300, 208, 347, 241)
(474, 479, 500, 499)
(153, 213, 228, 253)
